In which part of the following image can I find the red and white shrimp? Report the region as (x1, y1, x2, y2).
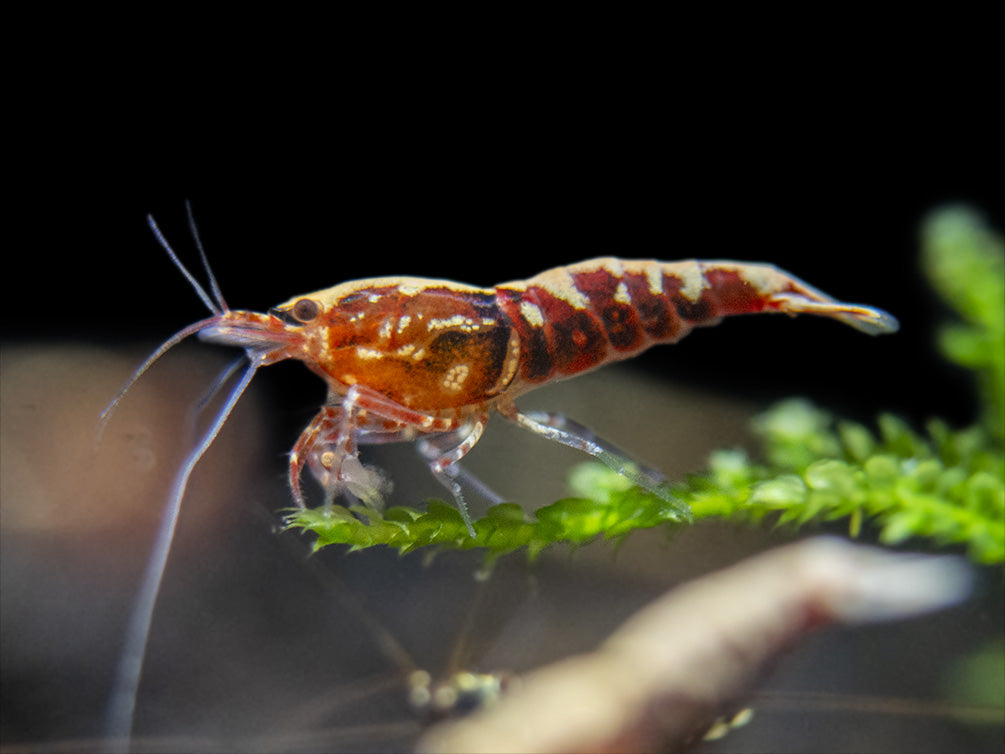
(101, 208, 898, 745)
(106, 226, 900, 535)
(205, 256, 898, 529)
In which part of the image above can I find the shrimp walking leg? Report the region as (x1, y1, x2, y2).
(292, 403, 387, 510)
(416, 419, 491, 534)
(291, 385, 482, 533)
(352, 424, 507, 507)
(498, 404, 687, 516)
(520, 411, 668, 487)
(417, 432, 507, 507)
(288, 406, 343, 506)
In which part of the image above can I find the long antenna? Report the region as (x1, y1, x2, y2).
(104, 354, 264, 751)
(99, 210, 228, 437)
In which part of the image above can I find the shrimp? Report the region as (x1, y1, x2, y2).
(106, 227, 900, 535)
(230, 258, 894, 528)
(101, 207, 898, 746)
(212, 258, 898, 525)
(418, 537, 973, 754)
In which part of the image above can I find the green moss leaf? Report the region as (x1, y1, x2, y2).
(922, 206, 1005, 441)
(284, 401, 1003, 564)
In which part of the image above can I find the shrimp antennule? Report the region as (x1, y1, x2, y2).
(183, 200, 229, 313)
(99, 211, 231, 435)
(147, 212, 224, 316)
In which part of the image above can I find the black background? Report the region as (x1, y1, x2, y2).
(11, 102, 1001, 432)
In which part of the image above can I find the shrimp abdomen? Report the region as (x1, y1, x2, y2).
(495, 258, 898, 386)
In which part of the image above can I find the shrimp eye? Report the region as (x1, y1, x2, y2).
(290, 298, 321, 323)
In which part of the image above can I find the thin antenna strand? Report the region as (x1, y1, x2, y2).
(184, 200, 229, 312)
(192, 354, 248, 416)
(96, 316, 223, 441)
(147, 214, 221, 315)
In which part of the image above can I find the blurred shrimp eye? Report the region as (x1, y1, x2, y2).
(291, 298, 321, 323)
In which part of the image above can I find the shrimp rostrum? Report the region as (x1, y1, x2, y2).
(109, 221, 900, 538)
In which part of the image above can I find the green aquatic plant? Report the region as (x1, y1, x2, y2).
(286, 207, 1004, 564)
(922, 207, 1005, 442)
